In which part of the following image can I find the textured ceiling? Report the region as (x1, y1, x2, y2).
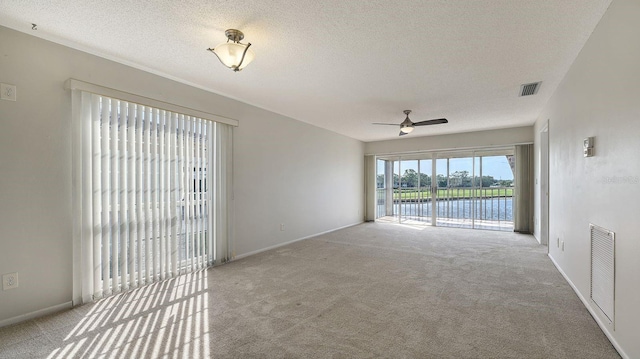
(0, 1, 612, 142)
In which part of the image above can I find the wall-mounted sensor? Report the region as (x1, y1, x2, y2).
(584, 137, 595, 157)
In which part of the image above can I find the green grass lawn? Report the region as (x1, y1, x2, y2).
(387, 188, 513, 200)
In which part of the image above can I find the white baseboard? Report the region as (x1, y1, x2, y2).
(0, 301, 73, 328)
(547, 254, 628, 359)
(234, 221, 363, 260)
(533, 232, 541, 244)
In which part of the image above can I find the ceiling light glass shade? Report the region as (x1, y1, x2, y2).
(400, 126, 414, 133)
(211, 42, 255, 71)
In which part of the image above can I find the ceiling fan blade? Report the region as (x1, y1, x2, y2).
(372, 123, 401, 126)
(399, 131, 408, 136)
(412, 118, 448, 126)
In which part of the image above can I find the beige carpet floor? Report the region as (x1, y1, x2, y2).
(0, 222, 620, 358)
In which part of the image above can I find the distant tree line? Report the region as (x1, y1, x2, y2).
(377, 169, 513, 188)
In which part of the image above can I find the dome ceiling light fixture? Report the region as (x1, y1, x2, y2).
(207, 29, 255, 72)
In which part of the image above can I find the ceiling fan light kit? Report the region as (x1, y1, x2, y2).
(400, 125, 413, 134)
(373, 110, 448, 137)
(207, 29, 255, 72)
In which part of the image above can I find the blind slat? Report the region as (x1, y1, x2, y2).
(177, 115, 186, 275)
(185, 117, 194, 273)
(90, 94, 102, 299)
(170, 113, 178, 276)
(119, 100, 128, 291)
(207, 124, 214, 265)
(101, 98, 111, 297)
(194, 119, 202, 270)
(127, 102, 136, 289)
(158, 110, 166, 280)
(151, 108, 158, 281)
(110, 99, 120, 294)
(144, 106, 153, 285)
(165, 112, 172, 278)
(136, 105, 145, 288)
(199, 119, 207, 269)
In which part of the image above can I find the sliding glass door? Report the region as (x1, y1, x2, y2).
(397, 158, 433, 224)
(435, 155, 474, 228)
(418, 159, 433, 223)
(375, 148, 514, 231)
(474, 154, 514, 230)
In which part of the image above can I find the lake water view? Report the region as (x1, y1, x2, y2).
(398, 197, 513, 221)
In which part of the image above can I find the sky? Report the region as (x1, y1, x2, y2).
(379, 155, 514, 180)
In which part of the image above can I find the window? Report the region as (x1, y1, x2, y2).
(70, 80, 234, 303)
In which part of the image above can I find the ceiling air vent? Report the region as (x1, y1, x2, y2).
(519, 82, 541, 97)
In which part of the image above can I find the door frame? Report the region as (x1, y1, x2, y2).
(540, 122, 550, 246)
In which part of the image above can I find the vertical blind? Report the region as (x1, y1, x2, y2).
(72, 89, 233, 303)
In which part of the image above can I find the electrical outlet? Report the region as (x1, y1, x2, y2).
(2, 272, 19, 290)
(280, 223, 285, 231)
(1, 83, 17, 101)
(561, 241, 565, 251)
(557, 237, 560, 248)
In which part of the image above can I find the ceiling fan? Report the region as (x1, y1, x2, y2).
(373, 110, 448, 136)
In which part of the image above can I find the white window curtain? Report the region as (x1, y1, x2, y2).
(513, 144, 533, 233)
(70, 81, 234, 304)
(364, 155, 376, 222)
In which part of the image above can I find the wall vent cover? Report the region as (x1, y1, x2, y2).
(590, 224, 615, 325)
(519, 82, 541, 96)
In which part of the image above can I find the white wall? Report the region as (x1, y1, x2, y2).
(0, 26, 364, 324)
(234, 109, 364, 256)
(365, 126, 533, 155)
(533, 0, 639, 357)
(532, 122, 549, 244)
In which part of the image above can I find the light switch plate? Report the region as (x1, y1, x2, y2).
(1, 83, 17, 101)
(584, 147, 594, 157)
